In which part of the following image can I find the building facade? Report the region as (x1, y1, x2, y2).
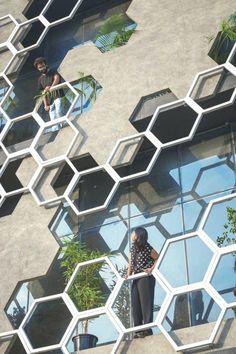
(0, 0, 236, 353)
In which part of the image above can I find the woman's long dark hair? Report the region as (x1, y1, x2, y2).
(133, 227, 148, 251)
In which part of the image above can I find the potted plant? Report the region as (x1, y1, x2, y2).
(208, 12, 236, 64)
(94, 13, 136, 53)
(60, 241, 108, 351)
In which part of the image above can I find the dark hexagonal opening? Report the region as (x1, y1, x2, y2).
(151, 102, 198, 144)
(23, 0, 49, 19)
(71, 169, 115, 211)
(111, 136, 157, 178)
(34, 161, 75, 202)
(0, 155, 37, 192)
(190, 68, 236, 110)
(0, 194, 23, 218)
(23, 298, 72, 349)
(43, 0, 79, 22)
(3, 117, 39, 153)
(0, 158, 24, 192)
(129, 89, 178, 133)
(12, 20, 45, 51)
(5, 251, 65, 329)
(71, 153, 98, 172)
(2, 334, 27, 354)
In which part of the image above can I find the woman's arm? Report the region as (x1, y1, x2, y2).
(125, 254, 133, 279)
(144, 249, 159, 275)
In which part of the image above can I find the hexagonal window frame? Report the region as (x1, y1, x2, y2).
(208, 249, 236, 308)
(41, 0, 83, 26)
(199, 192, 236, 250)
(32, 118, 79, 164)
(147, 99, 202, 148)
(187, 65, 236, 113)
(64, 309, 122, 353)
(0, 152, 38, 194)
(1, 114, 41, 157)
(64, 256, 121, 314)
(67, 165, 119, 216)
(29, 157, 77, 206)
(156, 232, 217, 291)
(107, 132, 161, 182)
(108, 270, 170, 334)
(19, 294, 75, 352)
(10, 17, 48, 54)
(158, 285, 226, 352)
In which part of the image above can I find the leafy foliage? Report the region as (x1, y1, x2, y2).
(95, 14, 136, 52)
(60, 241, 107, 333)
(7, 305, 26, 329)
(216, 207, 236, 248)
(209, 12, 236, 63)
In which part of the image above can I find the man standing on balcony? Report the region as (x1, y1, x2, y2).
(34, 57, 65, 123)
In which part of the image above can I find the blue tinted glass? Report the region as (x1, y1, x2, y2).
(159, 240, 186, 287)
(180, 127, 235, 202)
(203, 197, 236, 247)
(130, 205, 183, 255)
(159, 236, 213, 287)
(163, 290, 221, 345)
(211, 253, 236, 304)
(129, 147, 181, 217)
(186, 236, 213, 283)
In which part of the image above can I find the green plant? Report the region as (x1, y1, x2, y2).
(60, 241, 107, 333)
(216, 207, 236, 248)
(209, 12, 236, 63)
(95, 13, 136, 52)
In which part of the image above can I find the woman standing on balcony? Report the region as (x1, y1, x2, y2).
(126, 227, 159, 338)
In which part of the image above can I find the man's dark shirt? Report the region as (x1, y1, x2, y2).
(38, 69, 65, 103)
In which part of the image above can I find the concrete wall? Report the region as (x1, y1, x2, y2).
(0, 1, 235, 353)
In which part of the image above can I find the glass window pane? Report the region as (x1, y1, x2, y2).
(180, 127, 235, 202)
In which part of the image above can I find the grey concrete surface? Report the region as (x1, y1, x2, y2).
(61, 0, 236, 164)
(0, 1, 234, 352)
(0, 194, 58, 332)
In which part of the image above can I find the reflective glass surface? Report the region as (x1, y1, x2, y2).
(24, 298, 72, 348)
(66, 314, 119, 352)
(159, 236, 213, 287)
(162, 289, 222, 346)
(211, 252, 236, 304)
(203, 197, 236, 247)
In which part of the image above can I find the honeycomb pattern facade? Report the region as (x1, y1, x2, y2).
(0, 1, 236, 353)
